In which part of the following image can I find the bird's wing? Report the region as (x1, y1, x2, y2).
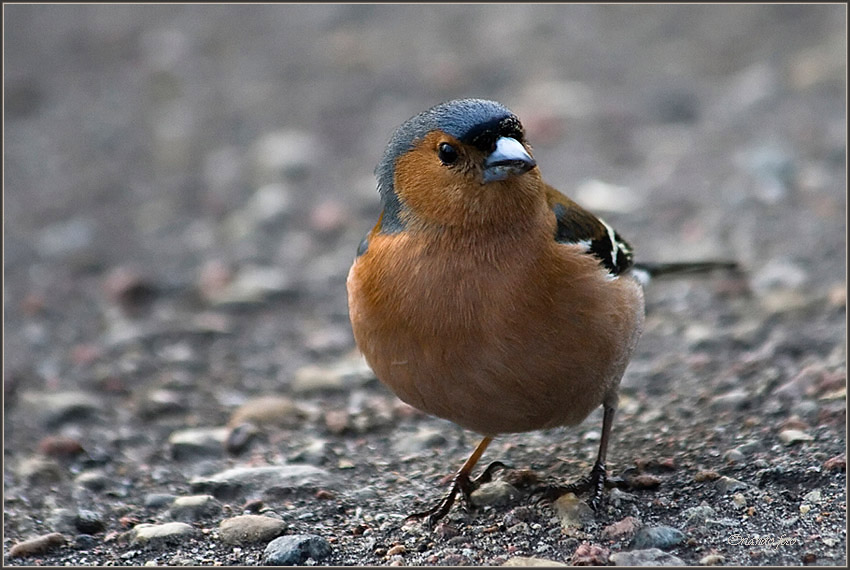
(544, 185, 634, 276)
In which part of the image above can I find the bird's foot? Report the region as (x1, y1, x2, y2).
(535, 461, 625, 511)
(406, 461, 510, 527)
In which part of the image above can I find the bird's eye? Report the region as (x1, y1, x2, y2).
(438, 143, 458, 165)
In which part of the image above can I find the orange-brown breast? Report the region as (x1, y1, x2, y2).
(347, 209, 645, 437)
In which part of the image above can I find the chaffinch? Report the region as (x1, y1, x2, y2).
(347, 98, 736, 525)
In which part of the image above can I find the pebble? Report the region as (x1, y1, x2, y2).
(731, 493, 747, 508)
(262, 534, 332, 566)
(715, 475, 748, 494)
(823, 454, 845, 471)
(694, 470, 720, 482)
(69, 509, 105, 535)
(288, 438, 331, 466)
(8, 532, 67, 559)
(632, 525, 685, 550)
(392, 427, 448, 455)
(168, 494, 223, 522)
(168, 427, 229, 460)
(38, 435, 85, 458)
(291, 356, 374, 393)
(502, 556, 567, 566)
(137, 388, 187, 419)
(20, 390, 102, 428)
(144, 493, 177, 509)
(602, 516, 641, 540)
(570, 542, 610, 565)
(802, 489, 822, 503)
(710, 389, 750, 411)
(470, 480, 519, 508)
(131, 522, 197, 545)
(205, 265, 294, 306)
(608, 487, 637, 506)
(228, 395, 305, 429)
(610, 548, 686, 566)
(102, 266, 158, 316)
(190, 464, 335, 501)
(778, 429, 814, 445)
(553, 493, 594, 529)
(219, 514, 288, 545)
(18, 456, 63, 485)
(699, 554, 726, 565)
(74, 469, 113, 492)
(723, 448, 746, 463)
(683, 505, 716, 525)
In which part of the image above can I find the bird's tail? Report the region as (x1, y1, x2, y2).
(632, 260, 741, 283)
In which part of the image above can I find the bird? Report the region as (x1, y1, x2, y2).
(346, 98, 737, 526)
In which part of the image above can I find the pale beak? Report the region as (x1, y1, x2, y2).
(482, 137, 536, 183)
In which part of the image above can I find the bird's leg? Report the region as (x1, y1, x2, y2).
(540, 403, 620, 510)
(407, 436, 493, 527)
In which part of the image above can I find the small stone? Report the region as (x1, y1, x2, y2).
(74, 509, 106, 534)
(292, 357, 374, 393)
(553, 493, 594, 529)
(823, 454, 846, 471)
(731, 493, 747, 508)
(168, 494, 222, 522)
(131, 522, 197, 545)
(144, 493, 177, 509)
(683, 505, 716, 525)
(610, 548, 686, 566)
(602, 516, 641, 540)
(694, 470, 720, 482)
(392, 427, 448, 455)
(799, 504, 811, 515)
(289, 439, 331, 466)
(219, 515, 288, 545)
(802, 489, 822, 503)
(502, 556, 567, 567)
(715, 476, 748, 494)
(699, 554, 726, 565)
(386, 544, 406, 556)
(103, 266, 158, 316)
(190, 465, 335, 501)
(228, 396, 305, 429)
(168, 427, 229, 460)
(324, 409, 350, 434)
(608, 487, 637, 506)
(629, 473, 662, 489)
(570, 542, 610, 565)
(263, 534, 331, 566)
(8, 532, 67, 559)
(470, 481, 519, 508)
(18, 456, 63, 485)
(21, 390, 102, 428)
(74, 469, 112, 492)
(723, 448, 745, 463)
(206, 265, 294, 306)
(632, 525, 685, 550)
(38, 435, 85, 458)
(710, 389, 750, 411)
(779, 429, 814, 446)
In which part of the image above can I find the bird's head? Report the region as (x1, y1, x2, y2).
(375, 99, 541, 232)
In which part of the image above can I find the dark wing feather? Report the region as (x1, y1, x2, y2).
(545, 185, 634, 276)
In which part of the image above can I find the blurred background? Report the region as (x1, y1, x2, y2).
(3, 4, 846, 565)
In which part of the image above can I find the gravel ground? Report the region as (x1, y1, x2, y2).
(3, 4, 846, 567)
